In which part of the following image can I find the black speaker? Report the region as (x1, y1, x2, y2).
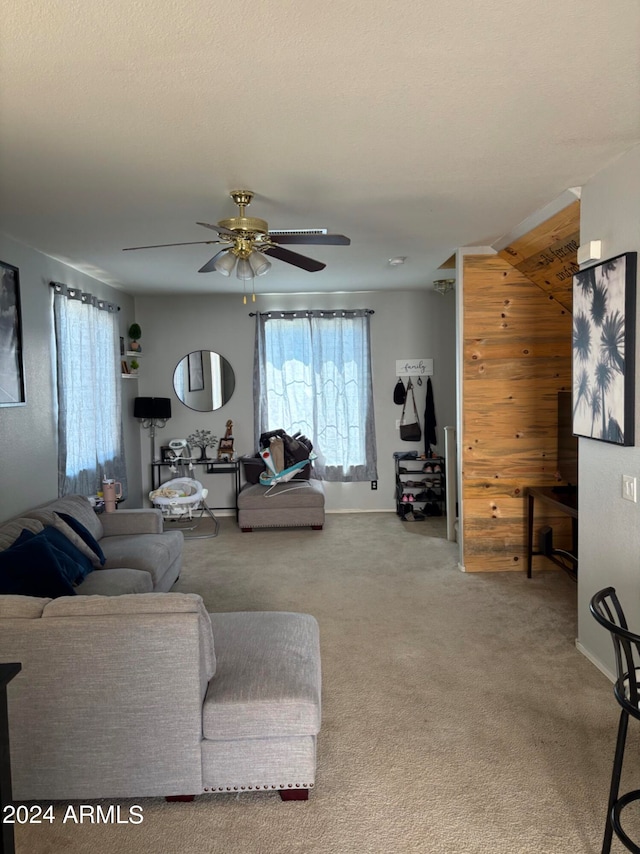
(134, 397, 171, 420)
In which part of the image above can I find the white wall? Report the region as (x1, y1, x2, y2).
(135, 289, 456, 512)
(0, 233, 141, 522)
(577, 143, 640, 675)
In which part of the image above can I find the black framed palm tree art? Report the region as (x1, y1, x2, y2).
(572, 252, 637, 446)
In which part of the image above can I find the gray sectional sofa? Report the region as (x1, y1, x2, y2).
(0, 495, 322, 802)
(0, 593, 321, 801)
(0, 494, 183, 594)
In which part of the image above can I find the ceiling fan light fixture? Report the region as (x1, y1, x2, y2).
(249, 251, 271, 277)
(236, 256, 253, 280)
(433, 278, 456, 294)
(388, 256, 407, 266)
(213, 250, 237, 276)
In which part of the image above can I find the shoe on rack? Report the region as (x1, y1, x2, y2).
(414, 490, 429, 501)
(401, 494, 410, 503)
(433, 464, 442, 472)
(423, 464, 433, 473)
(413, 509, 426, 520)
(407, 494, 415, 503)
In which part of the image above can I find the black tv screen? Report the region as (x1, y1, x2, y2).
(557, 391, 578, 487)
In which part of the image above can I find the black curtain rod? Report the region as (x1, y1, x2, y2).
(249, 309, 374, 317)
(50, 281, 120, 311)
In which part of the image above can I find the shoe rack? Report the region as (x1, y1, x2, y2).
(394, 452, 446, 521)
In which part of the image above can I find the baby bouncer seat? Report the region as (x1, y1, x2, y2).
(149, 477, 219, 538)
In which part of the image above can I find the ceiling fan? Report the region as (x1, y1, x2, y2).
(123, 190, 350, 280)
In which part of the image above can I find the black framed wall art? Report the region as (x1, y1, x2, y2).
(572, 251, 637, 445)
(0, 260, 26, 406)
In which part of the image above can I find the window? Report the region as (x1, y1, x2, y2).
(53, 286, 127, 497)
(255, 310, 377, 482)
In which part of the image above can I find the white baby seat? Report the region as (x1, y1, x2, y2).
(149, 477, 207, 518)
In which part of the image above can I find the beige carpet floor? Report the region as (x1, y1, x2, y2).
(16, 512, 632, 853)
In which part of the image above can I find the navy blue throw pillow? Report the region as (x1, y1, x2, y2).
(42, 527, 94, 582)
(13, 527, 93, 585)
(56, 512, 106, 566)
(0, 535, 77, 598)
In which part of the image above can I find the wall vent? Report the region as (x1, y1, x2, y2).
(268, 228, 328, 236)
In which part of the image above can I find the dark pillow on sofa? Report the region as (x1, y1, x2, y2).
(13, 527, 92, 585)
(55, 512, 106, 566)
(0, 534, 77, 598)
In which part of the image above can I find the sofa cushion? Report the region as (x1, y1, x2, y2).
(27, 506, 104, 568)
(26, 495, 104, 543)
(0, 518, 44, 552)
(14, 527, 93, 585)
(0, 595, 50, 618)
(99, 533, 183, 587)
(0, 535, 77, 598)
(43, 592, 216, 679)
(56, 512, 106, 566)
(75, 568, 153, 595)
(203, 612, 321, 740)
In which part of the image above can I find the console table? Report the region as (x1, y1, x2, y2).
(0, 663, 21, 854)
(150, 458, 240, 518)
(526, 486, 578, 580)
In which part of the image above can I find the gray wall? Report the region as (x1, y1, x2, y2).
(577, 143, 640, 676)
(0, 233, 141, 522)
(134, 289, 457, 512)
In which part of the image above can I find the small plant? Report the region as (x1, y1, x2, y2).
(129, 359, 139, 372)
(128, 323, 142, 351)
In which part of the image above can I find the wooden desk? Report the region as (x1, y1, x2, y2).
(526, 487, 578, 580)
(0, 663, 21, 854)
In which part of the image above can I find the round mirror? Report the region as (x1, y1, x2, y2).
(173, 350, 236, 412)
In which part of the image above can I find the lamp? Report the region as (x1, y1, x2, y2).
(213, 250, 238, 276)
(213, 236, 272, 294)
(236, 256, 253, 280)
(249, 252, 271, 277)
(134, 397, 171, 462)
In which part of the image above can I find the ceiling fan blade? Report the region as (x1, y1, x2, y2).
(123, 240, 222, 251)
(198, 249, 229, 273)
(263, 245, 326, 272)
(196, 221, 237, 238)
(269, 233, 350, 246)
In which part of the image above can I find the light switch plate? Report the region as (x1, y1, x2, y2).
(622, 474, 637, 502)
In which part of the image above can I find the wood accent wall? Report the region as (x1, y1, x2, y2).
(496, 199, 580, 312)
(461, 254, 573, 572)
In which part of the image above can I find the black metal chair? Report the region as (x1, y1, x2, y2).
(590, 587, 640, 853)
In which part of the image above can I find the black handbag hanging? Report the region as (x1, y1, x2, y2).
(399, 378, 422, 442)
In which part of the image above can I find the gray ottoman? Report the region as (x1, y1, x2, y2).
(238, 480, 325, 532)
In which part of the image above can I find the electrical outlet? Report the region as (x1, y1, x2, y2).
(371, 480, 378, 490)
(622, 475, 637, 502)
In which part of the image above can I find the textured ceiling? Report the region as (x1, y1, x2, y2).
(1, 0, 639, 296)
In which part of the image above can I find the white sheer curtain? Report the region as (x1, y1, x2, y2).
(254, 310, 378, 482)
(53, 287, 127, 497)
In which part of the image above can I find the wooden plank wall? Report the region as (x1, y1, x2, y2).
(496, 199, 580, 312)
(462, 254, 573, 572)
